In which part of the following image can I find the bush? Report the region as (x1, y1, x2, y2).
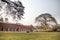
(26, 31, 30, 33)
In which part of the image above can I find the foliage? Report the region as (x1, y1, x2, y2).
(35, 13, 57, 30)
(0, 0, 24, 21)
(0, 17, 3, 22)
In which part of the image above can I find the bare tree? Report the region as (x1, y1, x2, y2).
(35, 13, 57, 30)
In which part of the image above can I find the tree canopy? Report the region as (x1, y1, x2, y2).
(35, 13, 57, 29)
(0, 0, 24, 22)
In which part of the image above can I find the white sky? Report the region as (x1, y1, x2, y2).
(11, 0, 60, 25)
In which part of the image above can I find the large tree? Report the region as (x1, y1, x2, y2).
(35, 13, 57, 30)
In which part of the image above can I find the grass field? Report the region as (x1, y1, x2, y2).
(0, 32, 60, 40)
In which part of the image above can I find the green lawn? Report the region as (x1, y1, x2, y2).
(0, 32, 60, 40)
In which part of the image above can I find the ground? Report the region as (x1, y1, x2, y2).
(0, 32, 60, 40)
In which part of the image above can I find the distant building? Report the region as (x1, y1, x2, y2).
(0, 22, 33, 32)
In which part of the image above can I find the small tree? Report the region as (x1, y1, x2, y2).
(5, 18, 8, 22)
(0, 17, 3, 22)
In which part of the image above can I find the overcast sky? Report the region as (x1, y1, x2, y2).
(11, 0, 60, 25)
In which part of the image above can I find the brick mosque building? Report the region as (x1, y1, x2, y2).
(0, 22, 33, 32)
